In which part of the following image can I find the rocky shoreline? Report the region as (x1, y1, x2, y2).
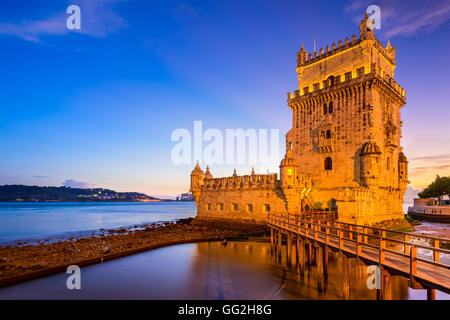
(0, 218, 267, 288)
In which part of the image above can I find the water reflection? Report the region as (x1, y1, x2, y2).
(0, 241, 448, 300)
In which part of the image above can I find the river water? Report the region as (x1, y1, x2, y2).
(0, 240, 448, 300)
(0, 202, 448, 299)
(0, 202, 196, 244)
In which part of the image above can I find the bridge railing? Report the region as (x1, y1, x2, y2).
(297, 210, 338, 223)
(267, 213, 450, 282)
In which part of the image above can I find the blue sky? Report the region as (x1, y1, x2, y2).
(0, 0, 449, 198)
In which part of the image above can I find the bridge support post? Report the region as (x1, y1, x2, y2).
(272, 229, 276, 254)
(317, 245, 325, 291)
(286, 233, 292, 265)
(277, 229, 282, 260)
(270, 228, 274, 248)
(298, 238, 305, 274)
(307, 239, 312, 266)
(295, 236, 300, 266)
(382, 271, 392, 300)
(342, 254, 350, 300)
(427, 289, 436, 300)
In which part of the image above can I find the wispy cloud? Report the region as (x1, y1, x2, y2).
(0, 15, 66, 42)
(32, 175, 51, 179)
(407, 153, 450, 188)
(0, 0, 126, 42)
(344, 0, 450, 38)
(62, 179, 95, 188)
(410, 154, 450, 162)
(409, 164, 450, 176)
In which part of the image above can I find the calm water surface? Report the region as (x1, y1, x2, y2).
(0, 241, 448, 300)
(0, 202, 196, 243)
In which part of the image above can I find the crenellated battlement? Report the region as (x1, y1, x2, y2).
(287, 63, 406, 104)
(203, 172, 279, 191)
(298, 37, 395, 68)
(297, 14, 395, 70)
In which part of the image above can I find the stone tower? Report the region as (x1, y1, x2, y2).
(189, 13, 409, 227)
(286, 14, 409, 224)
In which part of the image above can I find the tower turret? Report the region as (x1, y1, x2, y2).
(280, 144, 301, 212)
(280, 144, 298, 189)
(297, 43, 308, 67)
(386, 40, 396, 64)
(398, 151, 408, 190)
(204, 165, 213, 179)
(360, 141, 381, 186)
(359, 12, 375, 40)
(189, 161, 204, 204)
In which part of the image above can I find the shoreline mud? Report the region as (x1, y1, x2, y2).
(0, 218, 267, 288)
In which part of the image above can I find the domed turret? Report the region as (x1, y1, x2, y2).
(360, 141, 381, 186)
(279, 143, 301, 212)
(297, 43, 308, 66)
(204, 165, 213, 179)
(398, 151, 408, 184)
(361, 141, 381, 155)
(189, 161, 204, 204)
(280, 144, 298, 189)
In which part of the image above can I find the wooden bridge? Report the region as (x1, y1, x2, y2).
(268, 213, 450, 300)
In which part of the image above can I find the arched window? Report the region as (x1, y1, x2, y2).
(327, 75, 335, 87)
(324, 157, 332, 170)
(328, 101, 333, 113)
(323, 103, 328, 115)
(326, 130, 331, 139)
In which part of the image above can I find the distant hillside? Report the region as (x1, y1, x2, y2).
(0, 185, 161, 202)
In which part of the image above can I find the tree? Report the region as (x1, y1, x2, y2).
(418, 175, 450, 204)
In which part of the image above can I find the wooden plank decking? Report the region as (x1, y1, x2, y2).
(268, 214, 450, 294)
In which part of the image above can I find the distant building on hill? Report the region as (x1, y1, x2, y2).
(176, 193, 194, 201)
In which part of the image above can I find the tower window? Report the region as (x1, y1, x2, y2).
(263, 204, 270, 213)
(327, 76, 335, 87)
(324, 157, 333, 170)
(329, 101, 333, 113)
(206, 203, 211, 211)
(323, 103, 328, 115)
(218, 203, 224, 211)
(326, 130, 331, 139)
(246, 204, 253, 213)
(232, 203, 238, 212)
